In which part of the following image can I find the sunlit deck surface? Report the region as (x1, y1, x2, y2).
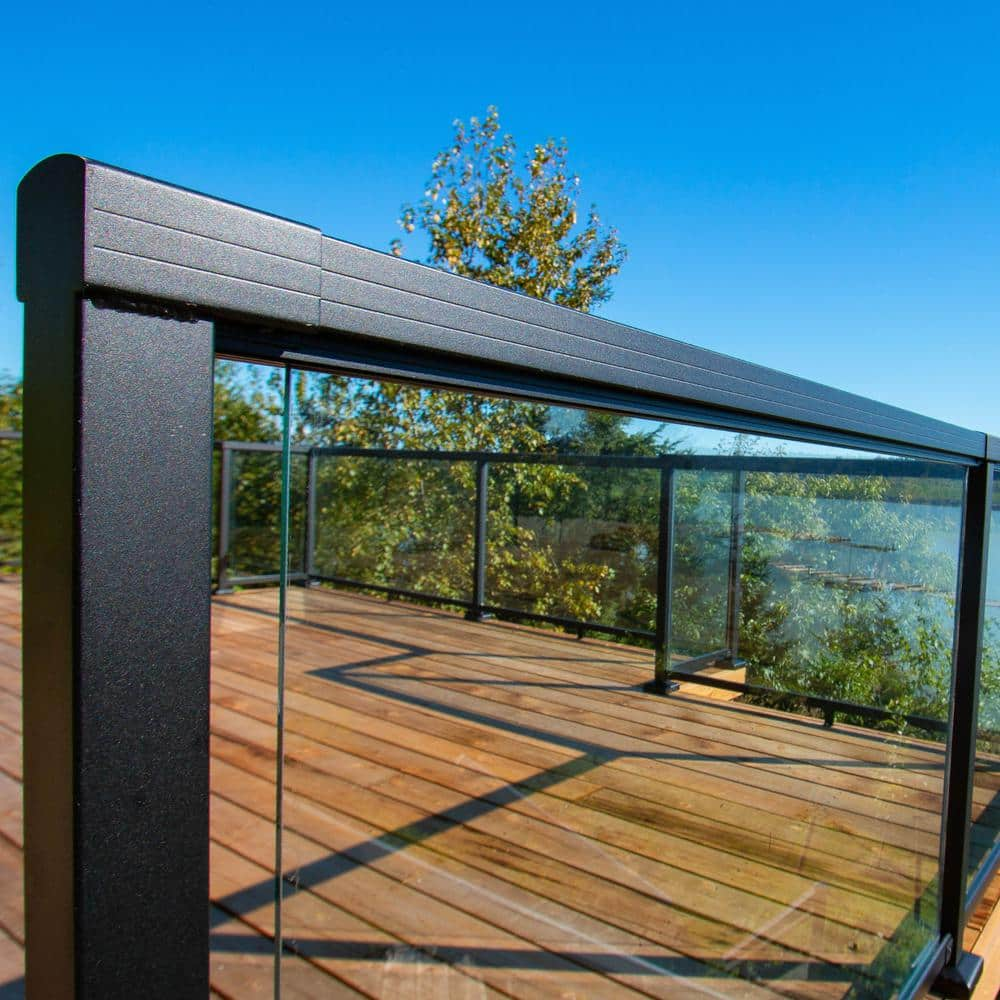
(1, 576, 1000, 998)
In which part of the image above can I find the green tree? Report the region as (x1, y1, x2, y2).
(278, 110, 634, 614)
(0, 376, 22, 571)
(295, 372, 614, 620)
(391, 106, 627, 312)
(214, 360, 281, 443)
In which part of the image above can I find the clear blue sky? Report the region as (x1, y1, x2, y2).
(2, 1, 998, 435)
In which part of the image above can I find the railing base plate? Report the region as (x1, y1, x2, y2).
(931, 952, 983, 998)
(642, 679, 681, 695)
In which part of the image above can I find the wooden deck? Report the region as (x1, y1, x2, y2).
(1, 576, 999, 997)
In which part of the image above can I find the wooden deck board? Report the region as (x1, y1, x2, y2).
(209, 676, 908, 941)
(208, 585, 954, 997)
(2, 576, 1000, 997)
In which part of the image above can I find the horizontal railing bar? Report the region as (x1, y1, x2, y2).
(668, 648, 734, 673)
(307, 574, 654, 641)
(215, 440, 310, 454)
(479, 603, 655, 641)
(317, 446, 668, 468)
(665, 666, 947, 735)
(0, 430, 22, 441)
(314, 446, 958, 478)
(214, 321, 983, 465)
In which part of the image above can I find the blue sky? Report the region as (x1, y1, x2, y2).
(2, 1, 998, 434)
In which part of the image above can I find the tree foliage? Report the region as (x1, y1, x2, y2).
(0, 376, 22, 571)
(391, 106, 627, 312)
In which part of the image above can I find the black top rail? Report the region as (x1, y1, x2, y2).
(19, 156, 997, 465)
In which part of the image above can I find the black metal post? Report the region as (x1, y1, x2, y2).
(932, 460, 993, 999)
(304, 446, 318, 581)
(24, 304, 214, 997)
(216, 442, 233, 594)
(645, 464, 679, 694)
(466, 459, 490, 620)
(725, 469, 747, 665)
(18, 156, 214, 999)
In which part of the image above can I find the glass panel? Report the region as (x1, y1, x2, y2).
(311, 454, 475, 603)
(266, 367, 962, 998)
(738, 465, 963, 719)
(670, 469, 734, 659)
(208, 359, 285, 995)
(486, 461, 659, 634)
(969, 467, 1000, 887)
(222, 447, 307, 585)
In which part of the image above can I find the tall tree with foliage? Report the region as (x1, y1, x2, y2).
(264, 108, 637, 616)
(391, 106, 627, 312)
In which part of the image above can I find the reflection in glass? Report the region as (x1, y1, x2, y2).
(737, 468, 963, 725)
(669, 469, 734, 660)
(222, 447, 307, 583)
(221, 367, 972, 997)
(311, 454, 475, 604)
(208, 359, 287, 995)
(486, 461, 659, 634)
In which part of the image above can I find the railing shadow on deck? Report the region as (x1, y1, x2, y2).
(208, 590, 1000, 997)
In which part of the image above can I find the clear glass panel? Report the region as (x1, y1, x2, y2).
(486, 461, 659, 633)
(737, 466, 963, 719)
(969, 467, 1000, 888)
(670, 469, 734, 659)
(311, 454, 475, 603)
(222, 447, 307, 584)
(208, 359, 285, 994)
(266, 367, 962, 998)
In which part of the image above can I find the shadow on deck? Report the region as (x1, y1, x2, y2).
(2, 578, 999, 998)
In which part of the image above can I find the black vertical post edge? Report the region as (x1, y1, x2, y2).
(466, 458, 490, 620)
(305, 447, 319, 581)
(725, 469, 747, 666)
(216, 442, 234, 593)
(933, 460, 993, 999)
(18, 156, 213, 999)
(645, 464, 679, 693)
